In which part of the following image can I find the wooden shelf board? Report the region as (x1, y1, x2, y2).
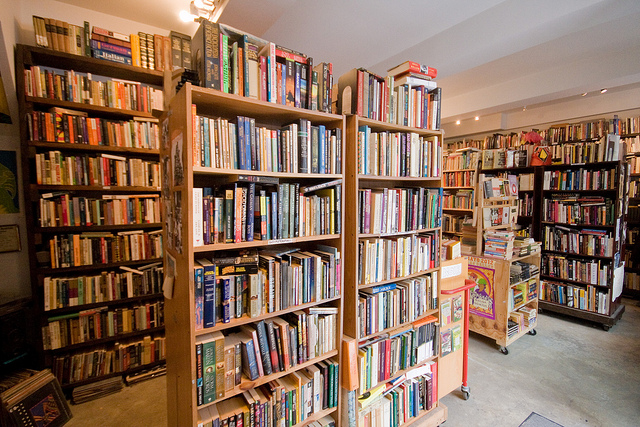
(60, 359, 166, 389)
(443, 168, 476, 172)
(37, 258, 164, 275)
(442, 208, 474, 212)
(541, 249, 613, 261)
(504, 322, 537, 347)
(32, 184, 161, 193)
(29, 141, 160, 156)
(356, 116, 443, 136)
(540, 221, 614, 229)
(45, 293, 164, 316)
(36, 223, 162, 233)
(358, 227, 440, 239)
(26, 96, 156, 119)
(197, 350, 339, 409)
(442, 186, 474, 189)
(47, 326, 165, 353)
(194, 234, 340, 252)
(507, 252, 541, 263)
(442, 231, 463, 236)
(358, 308, 439, 341)
(539, 275, 610, 288)
(539, 300, 625, 326)
(194, 296, 341, 336)
(359, 267, 440, 290)
(193, 166, 342, 179)
(402, 403, 447, 427)
(292, 407, 338, 427)
(509, 297, 538, 314)
(545, 160, 621, 168)
(190, 85, 343, 125)
(359, 175, 442, 182)
(358, 354, 437, 395)
(509, 275, 540, 288)
(542, 188, 616, 193)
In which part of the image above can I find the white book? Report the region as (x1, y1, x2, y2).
(192, 187, 203, 247)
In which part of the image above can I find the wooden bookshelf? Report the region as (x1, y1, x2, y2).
(16, 44, 166, 389)
(162, 83, 345, 426)
(623, 139, 640, 298)
(342, 114, 446, 425)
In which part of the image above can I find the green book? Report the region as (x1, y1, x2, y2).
(201, 334, 217, 404)
(221, 34, 230, 93)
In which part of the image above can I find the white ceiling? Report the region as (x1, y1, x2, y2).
(56, 0, 640, 124)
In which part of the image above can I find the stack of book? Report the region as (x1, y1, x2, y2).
(518, 306, 537, 327)
(514, 235, 541, 256)
(510, 261, 539, 284)
(483, 230, 515, 259)
(71, 376, 124, 404)
(506, 318, 519, 339)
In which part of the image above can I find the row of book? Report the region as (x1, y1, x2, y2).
(357, 363, 438, 427)
(52, 335, 165, 385)
(482, 176, 518, 199)
(542, 167, 618, 191)
(629, 205, 640, 222)
(358, 315, 438, 392)
(42, 300, 163, 350)
(547, 120, 616, 143)
(507, 306, 537, 338)
(35, 150, 161, 188)
(443, 170, 476, 187)
(192, 112, 342, 175)
(47, 229, 163, 269)
(357, 126, 441, 177)
(629, 156, 640, 175)
(483, 230, 516, 260)
(549, 135, 622, 164)
(442, 214, 469, 235)
(38, 193, 161, 228)
(543, 225, 614, 257)
(514, 236, 541, 257)
(482, 205, 517, 229)
(358, 232, 440, 285)
(193, 180, 340, 246)
(24, 66, 164, 112)
(517, 194, 534, 217)
(620, 116, 640, 136)
(358, 187, 442, 235)
(357, 272, 439, 338)
(197, 365, 338, 427)
(540, 280, 610, 314)
(193, 21, 333, 113)
(480, 147, 532, 169)
(196, 311, 337, 404)
(543, 195, 615, 226)
(630, 179, 639, 198)
(510, 261, 540, 285)
(337, 67, 442, 130)
(32, 16, 191, 71)
(623, 135, 640, 153)
(27, 108, 160, 149)
(194, 246, 341, 329)
(624, 272, 640, 291)
(541, 254, 610, 286)
(508, 280, 538, 311)
(443, 149, 480, 171)
(443, 189, 474, 210)
(43, 262, 163, 311)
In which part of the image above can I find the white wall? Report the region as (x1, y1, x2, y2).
(0, 0, 183, 303)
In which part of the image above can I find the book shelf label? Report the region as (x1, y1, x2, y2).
(268, 238, 294, 245)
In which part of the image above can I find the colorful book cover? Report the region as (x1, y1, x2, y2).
(452, 325, 462, 352)
(440, 298, 452, 326)
(452, 295, 463, 323)
(440, 329, 452, 357)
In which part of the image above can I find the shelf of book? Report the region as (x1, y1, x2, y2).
(16, 43, 166, 390)
(538, 299, 625, 330)
(342, 112, 445, 424)
(162, 81, 345, 426)
(58, 359, 166, 390)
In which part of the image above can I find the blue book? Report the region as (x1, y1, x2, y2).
(203, 117, 210, 167)
(244, 117, 252, 171)
(370, 283, 397, 294)
(198, 259, 216, 328)
(237, 116, 246, 170)
(194, 266, 204, 330)
(255, 320, 273, 375)
(89, 39, 132, 56)
(271, 191, 278, 240)
(240, 332, 260, 380)
(222, 276, 232, 323)
(318, 124, 326, 174)
(281, 61, 286, 105)
(92, 48, 133, 66)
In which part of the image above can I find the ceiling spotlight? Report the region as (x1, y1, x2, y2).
(523, 106, 526, 112)
(582, 92, 588, 96)
(475, 116, 479, 121)
(600, 88, 608, 93)
(456, 120, 461, 125)
(179, 10, 197, 22)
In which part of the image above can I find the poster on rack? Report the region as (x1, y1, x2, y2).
(468, 256, 496, 319)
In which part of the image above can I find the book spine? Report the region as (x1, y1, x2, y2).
(92, 49, 133, 66)
(203, 265, 216, 328)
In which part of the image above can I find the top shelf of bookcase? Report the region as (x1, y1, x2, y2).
(355, 116, 442, 136)
(18, 44, 164, 86)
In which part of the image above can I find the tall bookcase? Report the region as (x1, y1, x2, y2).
(538, 159, 627, 329)
(16, 44, 166, 389)
(442, 148, 479, 246)
(622, 131, 640, 298)
(162, 83, 345, 426)
(343, 115, 447, 426)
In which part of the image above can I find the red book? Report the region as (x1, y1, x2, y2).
(387, 61, 438, 79)
(260, 56, 268, 102)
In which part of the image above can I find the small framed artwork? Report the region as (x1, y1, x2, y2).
(0, 224, 20, 253)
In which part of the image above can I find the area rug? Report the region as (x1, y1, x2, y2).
(519, 412, 564, 427)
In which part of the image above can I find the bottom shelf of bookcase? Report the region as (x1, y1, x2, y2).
(622, 288, 640, 300)
(60, 359, 166, 390)
(538, 300, 625, 330)
(293, 406, 338, 427)
(503, 322, 536, 348)
(404, 402, 448, 427)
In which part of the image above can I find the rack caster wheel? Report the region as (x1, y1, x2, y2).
(499, 346, 509, 355)
(603, 325, 610, 331)
(461, 385, 470, 400)
(528, 329, 537, 336)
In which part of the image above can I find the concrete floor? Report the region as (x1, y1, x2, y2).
(65, 299, 640, 427)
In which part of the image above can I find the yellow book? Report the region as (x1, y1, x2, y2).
(130, 34, 141, 67)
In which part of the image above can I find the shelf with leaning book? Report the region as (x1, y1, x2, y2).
(342, 112, 446, 426)
(16, 43, 166, 391)
(162, 80, 344, 427)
